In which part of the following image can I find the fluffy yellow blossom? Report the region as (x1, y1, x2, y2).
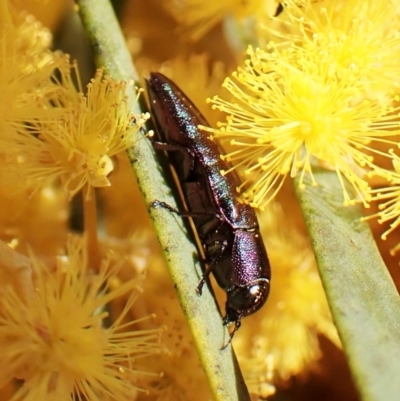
(165, 0, 279, 41)
(6, 64, 149, 198)
(364, 153, 400, 254)
(0, 1, 65, 141)
(233, 203, 340, 396)
(204, 45, 400, 209)
(277, 0, 400, 99)
(0, 3, 52, 63)
(11, 0, 70, 31)
(0, 236, 161, 401)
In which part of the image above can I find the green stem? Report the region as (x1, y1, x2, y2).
(294, 170, 400, 401)
(75, 1, 250, 400)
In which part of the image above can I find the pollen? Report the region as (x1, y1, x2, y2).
(278, 0, 400, 98)
(165, 0, 278, 41)
(364, 152, 400, 253)
(0, 236, 161, 401)
(203, 45, 400, 209)
(4, 65, 149, 199)
(0, 3, 65, 143)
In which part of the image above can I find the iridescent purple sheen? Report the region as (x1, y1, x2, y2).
(146, 73, 271, 345)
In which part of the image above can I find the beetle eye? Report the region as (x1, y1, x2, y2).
(224, 279, 270, 324)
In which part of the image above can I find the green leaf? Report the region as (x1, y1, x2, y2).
(294, 170, 400, 401)
(76, 1, 250, 400)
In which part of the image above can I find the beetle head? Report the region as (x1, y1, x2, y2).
(223, 278, 270, 325)
(220, 278, 269, 349)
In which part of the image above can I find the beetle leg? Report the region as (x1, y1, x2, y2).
(153, 141, 195, 180)
(195, 263, 213, 296)
(196, 239, 228, 295)
(151, 200, 217, 218)
(153, 141, 188, 152)
(151, 200, 180, 214)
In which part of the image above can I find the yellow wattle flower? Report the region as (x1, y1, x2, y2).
(0, 1, 65, 142)
(165, 0, 279, 41)
(11, 0, 70, 32)
(203, 45, 400, 209)
(364, 153, 400, 254)
(274, 0, 400, 99)
(6, 64, 149, 199)
(0, 236, 161, 401)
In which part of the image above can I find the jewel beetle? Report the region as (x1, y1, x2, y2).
(146, 72, 271, 347)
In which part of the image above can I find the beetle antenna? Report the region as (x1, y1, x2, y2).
(220, 319, 241, 350)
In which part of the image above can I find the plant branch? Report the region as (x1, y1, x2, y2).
(294, 170, 400, 401)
